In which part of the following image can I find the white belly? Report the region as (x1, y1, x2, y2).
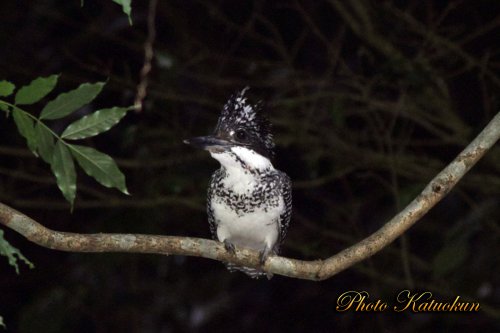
(212, 198, 282, 251)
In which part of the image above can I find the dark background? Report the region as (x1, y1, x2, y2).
(1, 0, 499, 332)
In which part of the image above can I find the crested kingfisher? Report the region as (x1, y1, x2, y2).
(184, 88, 292, 279)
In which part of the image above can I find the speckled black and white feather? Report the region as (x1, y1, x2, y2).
(207, 165, 291, 240)
(214, 87, 275, 159)
(205, 88, 292, 279)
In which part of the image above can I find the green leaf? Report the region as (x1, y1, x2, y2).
(112, 0, 133, 24)
(61, 106, 131, 140)
(15, 74, 59, 105)
(12, 108, 38, 155)
(51, 140, 77, 207)
(0, 101, 10, 112)
(34, 123, 55, 163)
(0, 229, 34, 274)
(0, 316, 4, 328)
(69, 144, 129, 194)
(0, 80, 15, 97)
(40, 82, 105, 120)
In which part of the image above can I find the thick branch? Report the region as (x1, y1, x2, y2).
(1, 112, 499, 280)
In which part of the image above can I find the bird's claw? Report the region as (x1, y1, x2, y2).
(259, 248, 271, 265)
(259, 248, 274, 279)
(223, 239, 236, 254)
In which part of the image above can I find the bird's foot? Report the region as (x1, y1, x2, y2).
(258, 247, 272, 265)
(223, 239, 236, 255)
(259, 247, 274, 279)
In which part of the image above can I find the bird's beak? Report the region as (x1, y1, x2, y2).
(183, 136, 233, 153)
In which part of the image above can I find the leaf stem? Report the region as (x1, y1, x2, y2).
(1, 99, 63, 142)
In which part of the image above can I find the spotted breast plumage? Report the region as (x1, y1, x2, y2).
(184, 88, 292, 279)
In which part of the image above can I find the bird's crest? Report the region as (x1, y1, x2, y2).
(215, 88, 275, 158)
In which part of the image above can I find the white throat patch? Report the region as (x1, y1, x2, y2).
(210, 147, 274, 194)
(210, 146, 273, 172)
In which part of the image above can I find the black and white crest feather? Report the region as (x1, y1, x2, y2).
(214, 87, 275, 159)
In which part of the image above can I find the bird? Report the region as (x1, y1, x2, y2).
(184, 88, 292, 279)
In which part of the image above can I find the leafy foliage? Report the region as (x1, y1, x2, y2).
(70, 144, 129, 194)
(0, 80, 15, 97)
(112, 0, 133, 24)
(0, 77, 132, 209)
(81, 0, 133, 24)
(51, 141, 77, 205)
(61, 107, 130, 140)
(0, 229, 33, 328)
(15, 74, 59, 105)
(34, 122, 55, 163)
(0, 230, 34, 274)
(40, 82, 104, 120)
(12, 107, 37, 155)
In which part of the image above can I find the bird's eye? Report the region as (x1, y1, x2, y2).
(235, 129, 247, 140)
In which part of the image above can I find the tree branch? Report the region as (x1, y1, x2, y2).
(1, 112, 499, 280)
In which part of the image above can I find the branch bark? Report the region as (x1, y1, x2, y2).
(1, 112, 499, 281)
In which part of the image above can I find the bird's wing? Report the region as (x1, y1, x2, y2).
(276, 171, 292, 253)
(207, 169, 222, 240)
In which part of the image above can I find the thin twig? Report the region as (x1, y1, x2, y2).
(134, 0, 158, 112)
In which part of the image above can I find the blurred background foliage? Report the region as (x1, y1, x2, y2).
(0, 0, 499, 331)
